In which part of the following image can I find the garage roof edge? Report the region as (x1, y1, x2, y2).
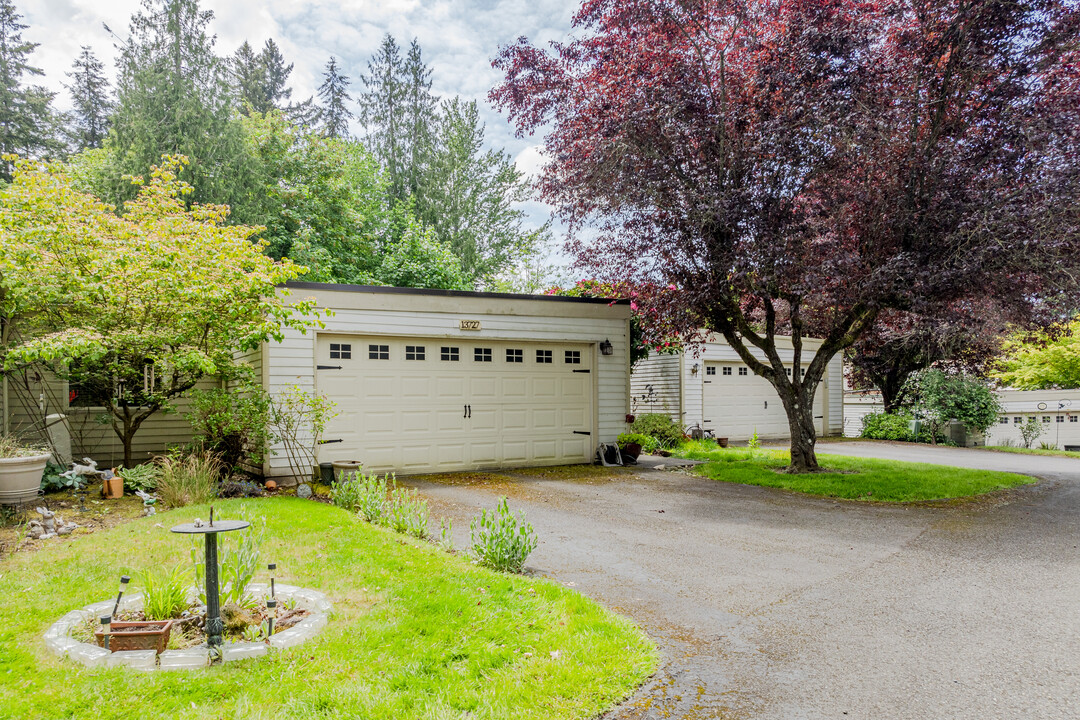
(283, 281, 632, 305)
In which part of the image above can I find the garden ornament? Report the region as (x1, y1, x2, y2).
(135, 489, 158, 516)
(60, 457, 105, 488)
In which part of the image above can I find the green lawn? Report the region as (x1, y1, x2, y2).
(0, 498, 656, 720)
(983, 445, 1080, 459)
(674, 442, 1036, 502)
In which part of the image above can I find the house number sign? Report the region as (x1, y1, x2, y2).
(459, 320, 482, 330)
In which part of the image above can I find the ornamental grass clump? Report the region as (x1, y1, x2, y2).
(156, 452, 219, 507)
(140, 564, 189, 620)
(469, 497, 537, 574)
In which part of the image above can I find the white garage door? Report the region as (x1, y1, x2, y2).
(702, 362, 824, 440)
(315, 335, 594, 474)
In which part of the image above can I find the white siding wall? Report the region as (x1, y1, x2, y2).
(843, 394, 884, 437)
(264, 286, 631, 479)
(630, 335, 844, 440)
(986, 389, 1080, 450)
(629, 352, 682, 422)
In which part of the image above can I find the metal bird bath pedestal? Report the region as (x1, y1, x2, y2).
(170, 509, 249, 650)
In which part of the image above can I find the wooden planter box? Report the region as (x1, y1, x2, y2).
(95, 620, 174, 654)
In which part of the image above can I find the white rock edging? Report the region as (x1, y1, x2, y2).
(42, 585, 332, 671)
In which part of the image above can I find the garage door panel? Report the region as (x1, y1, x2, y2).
(703, 362, 824, 439)
(318, 334, 594, 473)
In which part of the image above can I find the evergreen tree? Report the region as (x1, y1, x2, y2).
(64, 46, 112, 150)
(0, 0, 58, 180)
(420, 97, 548, 284)
(259, 39, 292, 110)
(317, 57, 352, 139)
(232, 41, 264, 112)
(232, 38, 292, 114)
(360, 35, 407, 202)
(110, 0, 251, 209)
(401, 39, 436, 200)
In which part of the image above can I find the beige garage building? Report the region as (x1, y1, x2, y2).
(630, 334, 844, 441)
(260, 283, 632, 480)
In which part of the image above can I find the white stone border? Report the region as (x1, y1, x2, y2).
(42, 583, 332, 671)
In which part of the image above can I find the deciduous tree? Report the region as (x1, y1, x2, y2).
(0, 156, 316, 466)
(492, 0, 1080, 471)
(994, 322, 1080, 389)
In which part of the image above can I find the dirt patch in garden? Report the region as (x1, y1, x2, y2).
(0, 489, 149, 559)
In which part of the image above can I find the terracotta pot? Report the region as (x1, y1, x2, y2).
(96, 620, 174, 654)
(0, 453, 50, 505)
(716, 437, 729, 448)
(102, 475, 123, 499)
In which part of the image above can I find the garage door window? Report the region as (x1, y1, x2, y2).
(1072, 416, 1078, 423)
(536, 349, 552, 363)
(565, 350, 581, 364)
(441, 346, 460, 361)
(506, 348, 523, 363)
(739, 367, 748, 376)
(706, 366, 716, 376)
(722, 367, 731, 376)
(369, 344, 389, 360)
(474, 348, 492, 362)
(329, 343, 351, 360)
(405, 346, 426, 361)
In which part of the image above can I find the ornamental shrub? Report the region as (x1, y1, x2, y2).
(629, 413, 683, 449)
(469, 497, 537, 574)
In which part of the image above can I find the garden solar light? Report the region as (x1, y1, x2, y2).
(268, 563, 276, 598)
(266, 599, 277, 638)
(112, 575, 130, 617)
(100, 615, 111, 651)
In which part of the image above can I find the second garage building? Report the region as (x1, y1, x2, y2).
(259, 283, 632, 480)
(630, 334, 844, 441)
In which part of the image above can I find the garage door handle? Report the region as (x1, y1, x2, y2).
(573, 431, 591, 435)
(317, 365, 342, 370)
(572, 369, 590, 373)
(319, 439, 343, 445)
(463, 404, 471, 418)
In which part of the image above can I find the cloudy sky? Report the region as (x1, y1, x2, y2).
(22, 0, 584, 272)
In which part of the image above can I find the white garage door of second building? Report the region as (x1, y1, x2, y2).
(703, 362, 824, 439)
(316, 335, 594, 473)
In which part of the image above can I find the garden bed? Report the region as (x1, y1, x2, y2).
(3, 498, 656, 719)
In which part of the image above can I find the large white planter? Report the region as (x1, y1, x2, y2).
(0, 453, 50, 505)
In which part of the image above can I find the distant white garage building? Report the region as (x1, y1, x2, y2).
(259, 283, 632, 479)
(630, 335, 844, 441)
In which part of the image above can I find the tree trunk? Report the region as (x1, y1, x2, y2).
(780, 389, 820, 472)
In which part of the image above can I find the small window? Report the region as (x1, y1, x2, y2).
(368, 344, 389, 360)
(474, 348, 492, 362)
(329, 343, 352, 360)
(785, 368, 791, 375)
(999, 417, 1008, 425)
(738, 367, 748, 376)
(706, 366, 716, 376)
(1057, 415, 1065, 423)
(722, 367, 731, 376)
(1043, 416, 1051, 423)
(565, 350, 581, 364)
(405, 345, 425, 361)
(536, 349, 552, 364)
(1014, 417, 1022, 424)
(441, 346, 459, 361)
(506, 348, 523, 363)
(1071, 416, 1078, 423)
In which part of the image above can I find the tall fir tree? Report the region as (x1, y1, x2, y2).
(64, 46, 113, 150)
(110, 0, 251, 209)
(317, 56, 352, 139)
(359, 35, 406, 199)
(0, 0, 58, 180)
(401, 39, 436, 201)
(259, 39, 292, 110)
(232, 38, 292, 114)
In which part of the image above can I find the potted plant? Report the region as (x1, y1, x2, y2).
(0, 434, 51, 505)
(617, 433, 651, 462)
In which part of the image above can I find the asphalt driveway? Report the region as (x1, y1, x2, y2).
(406, 441, 1080, 720)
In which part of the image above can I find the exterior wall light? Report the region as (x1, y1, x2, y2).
(599, 339, 614, 356)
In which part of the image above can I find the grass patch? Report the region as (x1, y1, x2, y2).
(0, 498, 656, 720)
(982, 445, 1080, 460)
(673, 442, 1035, 502)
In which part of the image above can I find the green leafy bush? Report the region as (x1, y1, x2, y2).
(117, 463, 160, 493)
(330, 470, 364, 512)
(343, 470, 393, 523)
(40, 462, 76, 493)
(861, 411, 942, 444)
(617, 432, 651, 449)
(469, 497, 538, 574)
(1020, 417, 1043, 448)
(186, 385, 274, 471)
(907, 370, 1001, 438)
(628, 413, 683, 449)
(140, 564, 189, 620)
